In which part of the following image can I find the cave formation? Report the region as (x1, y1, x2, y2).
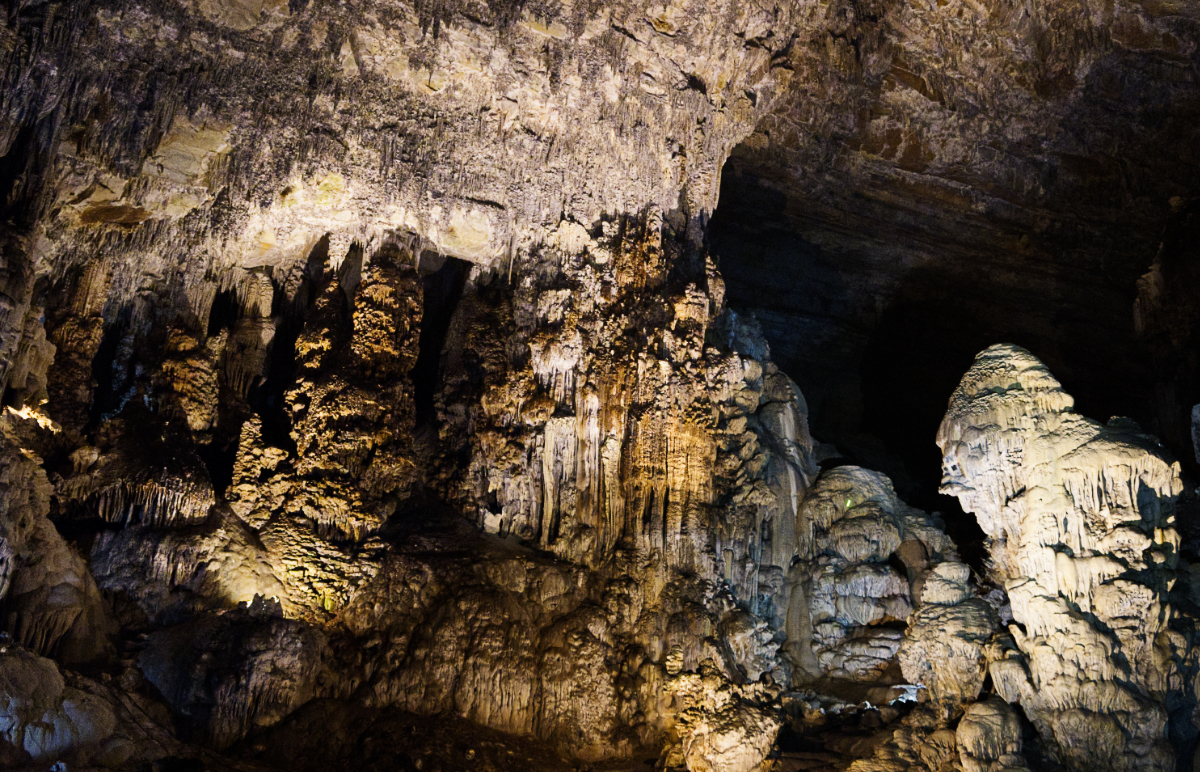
(0, 1, 1198, 771)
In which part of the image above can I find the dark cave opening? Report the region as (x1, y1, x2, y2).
(707, 157, 1200, 573)
(206, 288, 240, 338)
(246, 237, 333, 456)
(88, 308, 134, 426)
(414, 251, 469, 426)
(0, 121, 39, 226)
(198, 437, 239, 497)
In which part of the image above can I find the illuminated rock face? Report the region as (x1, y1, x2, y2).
(1, 209, 817, 771)
(0, 1, 1196, 771)
(782, 465, 963, 686)
(0, 649, 116, 764)
(341, 217, 813, 768)
(897, 560, 998, 707)
(938, 344, 1188, 771)
(0, 3, 815, 760)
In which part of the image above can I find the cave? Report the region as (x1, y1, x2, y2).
(413, 251, 470, 426)
(708, 159, 1200, 568)
(0, 2, 1198, 772)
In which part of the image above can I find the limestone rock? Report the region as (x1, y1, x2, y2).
(56, 402, 216, 529)
(0, 648, 116, 764)
(938, 344, 1187, 770)
(0, 235, 51, 410)
(139, 612, 326, 750)
(0, 0, 1192, 768)
(0, 420, 115, 665)
(783, 466, 957, 685)
(158, 327, 223, 440)
(846, 706, 962, 772)
(664, 670, 781, 772)
(90, 506, 285, 624)
(956, 697, 1031, 772)
(899, 598, 997, 706)
(898, 558, 998, 705)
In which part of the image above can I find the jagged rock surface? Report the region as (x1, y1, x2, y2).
(782, 465, 961, 687)
(343, 218, 819, 768)
(138, 610, 327, 750)
(710, 0, 1200, 498)
(897, 560, 997, 706)
(0, 643, 281, 771)
(0, 648, 115, 765)
(938, 343, 1192, 771)
(4, 214, 821, 770)
(955, 698, 1032, 772)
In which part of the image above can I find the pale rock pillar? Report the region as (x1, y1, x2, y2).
(937, 344, 1186, 771)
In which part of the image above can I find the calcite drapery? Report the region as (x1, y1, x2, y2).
(428, 215, 819, 768)
(937, 343, 1188, 770)
(16, 214, 817, 771)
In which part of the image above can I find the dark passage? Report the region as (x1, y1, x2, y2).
(414, 252, 470, 425)
(707, 157, 1200, 572)
(88, 307, 135, 426)
(248, 237, 334, 455)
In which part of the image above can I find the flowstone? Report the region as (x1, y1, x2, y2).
(938, 343, 1191, 771)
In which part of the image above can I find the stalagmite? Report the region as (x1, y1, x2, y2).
(783, 466, 961, 686)
(938, 344, 1189, 771)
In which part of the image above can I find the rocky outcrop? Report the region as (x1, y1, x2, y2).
(711, 0, 1200, 499)
(938, 343, 1189, 770)
(90, 506, 285, 625)
(955, 698, 1032, 772)
(897, 560, 997, 705)
(318, 217, 816, 769)
(139, 610, 326, 750)
(0, 416, 115, 665)
(0, 648, 116, 765)
(323, 517, 783, 767)
(0, 238, 54, 415)
(0, 0, 803, 346)
(25, 214, 816, 770)
(781, 465, 967, 690)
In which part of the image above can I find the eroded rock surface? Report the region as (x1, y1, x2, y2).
(782, 465, 959, 686)
(938, 343, 1191, 770)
